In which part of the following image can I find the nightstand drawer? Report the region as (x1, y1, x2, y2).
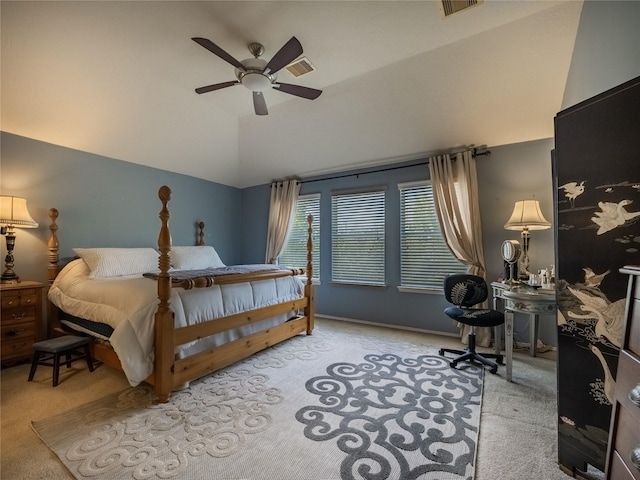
(1, 337, 34, 360)
(0, 281, 44, 363)
(1, 290, 38, 308)
(1, 306, 37, 324)
(1, 322, 36, 342)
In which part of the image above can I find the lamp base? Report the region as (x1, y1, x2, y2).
(519, 229, 531, 276)
(1, 271, 20, 284)
(2, 231, 20, 284)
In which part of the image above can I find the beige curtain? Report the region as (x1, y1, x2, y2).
(265, 179, 301, 264)
(428, 150, 491, 347)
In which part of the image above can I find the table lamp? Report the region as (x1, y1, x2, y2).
(504, 199, 550, 276)
(0, 196, 38, 284)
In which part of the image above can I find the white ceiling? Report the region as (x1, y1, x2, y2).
(1, 1, 583, 188)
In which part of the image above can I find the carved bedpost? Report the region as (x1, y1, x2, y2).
(305, 214, 315, 335)
(197, 222, 205, 246)
(155, 186, 174, 403)
(47, 208, 60, 286)
(47, 208, 61, 338)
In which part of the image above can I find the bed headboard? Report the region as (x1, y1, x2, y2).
(46, 206, 208, 284)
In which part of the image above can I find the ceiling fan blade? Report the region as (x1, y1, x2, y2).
(192, 37, 245, 71)
(273, 82, 322, 100)
(264, 36, 303, 75)
(195, 80, 240, 94)
(253, 91, 268, 116)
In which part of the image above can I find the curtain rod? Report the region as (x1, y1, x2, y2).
(300, 148, 491, 184)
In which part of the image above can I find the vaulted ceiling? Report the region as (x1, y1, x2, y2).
(1, 1, 583, 188)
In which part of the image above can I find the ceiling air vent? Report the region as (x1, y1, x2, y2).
(439, 0, 483, 17)
(285, 56, 317, 78)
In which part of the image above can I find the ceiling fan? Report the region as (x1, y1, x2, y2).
(192, 36, 322, 116)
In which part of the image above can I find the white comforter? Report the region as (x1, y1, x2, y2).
(48, 259, 304, 386)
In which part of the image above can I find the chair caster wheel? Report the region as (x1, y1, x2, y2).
(439, 349, 445, 356)
(449, 362, 457, 369)
(496, 356, 504, 364)
(489, 366, 498, 374)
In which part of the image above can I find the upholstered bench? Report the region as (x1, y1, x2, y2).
(28, 335, 94, 387)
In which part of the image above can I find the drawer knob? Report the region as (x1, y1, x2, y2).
(11, 312, 27, 320)
(631, 446, 640, 471)
(630, 385, 640, 407)
(6, 328, 25, 337)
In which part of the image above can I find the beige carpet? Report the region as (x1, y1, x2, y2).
(1, 318, 573, 480)
(29, 320, 483, 480)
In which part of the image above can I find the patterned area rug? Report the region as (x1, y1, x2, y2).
(32, 320, 483, 480)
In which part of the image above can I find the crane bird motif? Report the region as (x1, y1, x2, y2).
(591, 199, 640, 235)
(566, 286, 625, 348)
(558, 181, 585, 208)
(590, 344, 615, 405)
(582, 267, 610, 288)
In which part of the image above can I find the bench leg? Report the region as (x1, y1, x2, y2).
(84, 344, 94, 372)
(53, 353, 61, 387)
(28, 351, 41, 382)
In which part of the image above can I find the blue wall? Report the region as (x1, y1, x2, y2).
(0, 132, 243, 282)
(242, 139, 559, 343)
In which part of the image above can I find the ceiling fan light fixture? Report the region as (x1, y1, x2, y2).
(193, 36, 322, 115)
(241, 73, 272, 92)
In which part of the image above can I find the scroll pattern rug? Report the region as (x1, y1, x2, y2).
(32, 321, 483, 480)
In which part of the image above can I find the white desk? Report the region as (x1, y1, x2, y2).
(491, 282, 556, 381)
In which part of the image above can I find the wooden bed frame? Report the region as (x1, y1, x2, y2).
(47, 185, 315, 402)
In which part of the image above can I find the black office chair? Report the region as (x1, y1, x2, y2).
(439, 274, 504, 374)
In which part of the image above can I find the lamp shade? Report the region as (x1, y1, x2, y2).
(0, 196, 38, 228)
(504, 199, 550, 231)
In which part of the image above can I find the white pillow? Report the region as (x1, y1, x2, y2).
(73, 247, 158, 279)
(170, 246, 225, 270)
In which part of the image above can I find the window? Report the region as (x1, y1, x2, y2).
(331, 189, 385, 286)
(399, 181, 466, 290)
(278, 194, 320, 281)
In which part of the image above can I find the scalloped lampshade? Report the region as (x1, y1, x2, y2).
(0, 196, 38, 228)
(504, 199, 550, 276)
(0, 196, 38, 283)
(504, 200, 551, 231)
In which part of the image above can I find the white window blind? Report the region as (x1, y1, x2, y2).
(331, 189, 385, 285)
(278, 194, 320, 280)
(399, 181, 466, 289)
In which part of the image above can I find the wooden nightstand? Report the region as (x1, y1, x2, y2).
(1, 281, 44, 364)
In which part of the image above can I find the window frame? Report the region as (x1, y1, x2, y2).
(398, 180, 466, 294)
(331, 187, 386, 287)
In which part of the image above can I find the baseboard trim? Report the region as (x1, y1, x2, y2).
(315, 313, 460, 339)
(315, 313, 558, 352)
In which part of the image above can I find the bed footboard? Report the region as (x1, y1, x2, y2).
(154, 186, 315, 403)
